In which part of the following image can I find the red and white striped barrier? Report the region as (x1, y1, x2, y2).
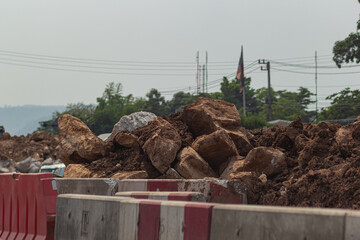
(115, 191, 206, 202)
(0, 173, 57, 240)
(55, 194, 213, 240)
(55, 194, 360, 240)
(118, 179, 246, 204)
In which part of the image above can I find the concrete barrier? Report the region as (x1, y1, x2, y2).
(115, 191, 206, 202)
(55, 194, 360, 240)
(118, 179, 246, 204)
(210, 205, 360, 240)
(55, 178, 118, 195)
(55, 178, 246, 203)
(55, 194, 213, 240)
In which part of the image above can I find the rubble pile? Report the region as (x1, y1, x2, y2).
(4, 97, 360, 209)
(59, 98, 360, 208)
(0, 131, 62, 173)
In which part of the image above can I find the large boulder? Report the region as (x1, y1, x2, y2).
(219, 156, 245, 179)
(114, 132, 139, 148)
(106, 111, 156, 142)
(192, 129, 239, 171)
(225, 130, 253, 156)
(181, 97, 242, 137)
(141, 118, 182, 174)
(58, 114, 106, 166)
(175, 147, 217, 179)
(243, 147, 286, 176)
(63, 164, 92, 178)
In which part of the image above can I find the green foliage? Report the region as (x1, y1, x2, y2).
(37, 103, 95, 134)
(333, 32, 360, 67)
(240, 113, 268, 129)
(319, 88, 360, 120)
(271, 87, 315, 121)
(333, 1, 360, 67)
(89, 82, 145, 135)
(143, 88, 169, 116)
(220, 77, 260, 113)
(167, 91, 196, 113)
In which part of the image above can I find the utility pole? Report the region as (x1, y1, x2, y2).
(196, 51, 199, 95)
(206, 51, 208, 93)
(259, 59, 272, 121)
(202, 65, 205, 93)
(315, 51, 318, 123)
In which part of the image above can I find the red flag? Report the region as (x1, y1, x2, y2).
(237, 46, 245, 93)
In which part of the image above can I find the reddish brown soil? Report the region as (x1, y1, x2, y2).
(249, 118, 360, 209)
(86, 147, 160, 178)
(0, 131, 60, 162)
(4, 111, 360, 210)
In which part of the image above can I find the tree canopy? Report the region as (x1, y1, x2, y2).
(333, 1, 360, 67)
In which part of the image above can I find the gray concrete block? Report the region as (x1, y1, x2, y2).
(344, 210, 360, 240)
(55, 194, 140, 240)
(117, 179, 147, 192)
(55, 178, 118, 195)
(210, 205, 347, 240)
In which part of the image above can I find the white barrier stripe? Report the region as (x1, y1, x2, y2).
(160, 202, 185, 240)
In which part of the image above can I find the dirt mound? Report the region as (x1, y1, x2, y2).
(249, 117, 360, 209)
(7, 98, 360, 209)
(0, 131, 60, 162)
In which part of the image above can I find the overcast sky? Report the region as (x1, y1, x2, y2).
(0, 0, 359, 111)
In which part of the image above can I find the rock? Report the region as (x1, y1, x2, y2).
(97, 133, 111, 141)
(227, 171, 262, 203)
(54, 159, 63, 164)
(243, 147, 286, 176)
(219, 156, 245, 179)
(16, 157, 37, 173)
(0, 159, 16, 172)
(192, 129, 238, 171)
(114, 132, 139, 148)
(225, 130, 253, 156)
(175, 147, 217, 179)
(181, 97, 242, 137)
(28, 161, 41, 173)
(30, 131, 50, 142)
(161, 168, 184, 179)
(0, 132, 11, 140)
(58, 114, 106, 166)
(42, 158, 54, 166)
(142, 118, 182, 174)
(106, 111, 156, 142)
(0, 167, 9, 173)
(64, 164, 92, 178)
(111, 170, 149, 179)
(258, 173, 268, 185)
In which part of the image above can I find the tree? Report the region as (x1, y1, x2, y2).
(254, 87, 315, 122)
(333, 1, 360, 67)
(167, 91, 196, 113)
(319, 88, 360, 120)
(89, 82, 144, 134)
(220, 77, 260, 114)
(143, 88, 169, 116)
(37, 103, 95, 134)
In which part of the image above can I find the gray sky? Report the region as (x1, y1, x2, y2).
(0, 0, 359, 111)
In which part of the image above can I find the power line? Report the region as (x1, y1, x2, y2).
(271, 67, 360, 75)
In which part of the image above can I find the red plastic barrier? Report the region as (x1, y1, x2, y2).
(0, 173, 57, 240)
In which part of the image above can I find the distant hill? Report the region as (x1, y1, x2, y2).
(0, 105, 66, 136)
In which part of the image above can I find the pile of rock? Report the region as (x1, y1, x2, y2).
(60, 98, 284, 184)
(0, 130, 63, 173)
